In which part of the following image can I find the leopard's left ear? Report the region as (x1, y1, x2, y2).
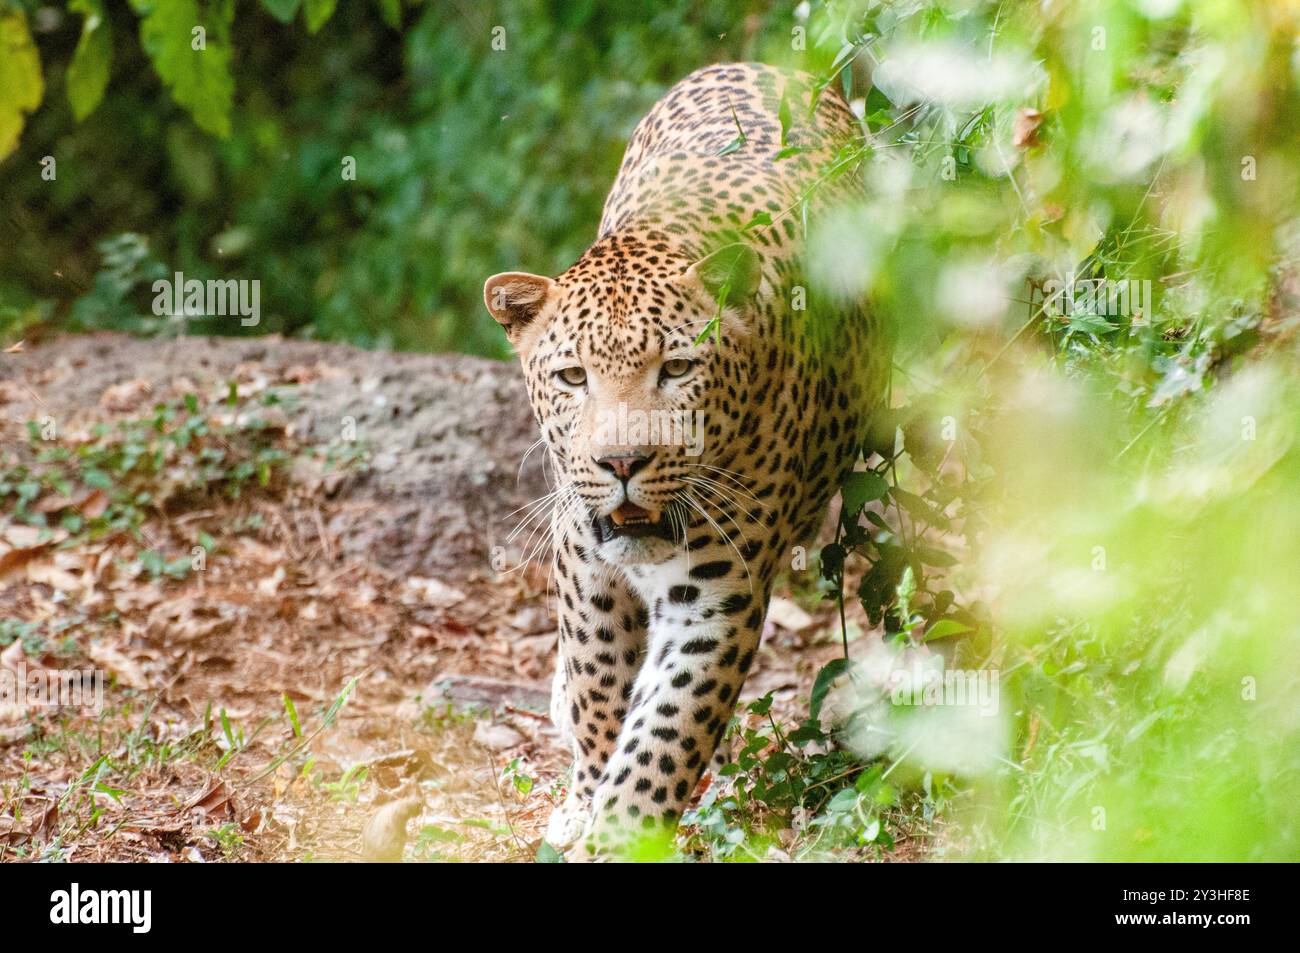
(678, 243, 761, 304)
(483, 272, 557, 338)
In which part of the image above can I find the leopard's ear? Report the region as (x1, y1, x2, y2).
(483, 272, 557, 338)
(679, 243, 761, 304)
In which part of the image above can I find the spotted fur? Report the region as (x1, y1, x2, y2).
(484, 63, 883, 857)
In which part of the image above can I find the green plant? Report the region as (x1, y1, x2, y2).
(1, 386, 296, 546)
(207, 822, 245, 860)
(320, 764, 368, 803)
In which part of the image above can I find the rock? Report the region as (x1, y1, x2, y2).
(472, 721, 526, 751)
(766, 596, 815, 632)
(418, 674, 552, 714)
(361, 795, 423, 863)
(0, 334, 547, 575)
(507, 604, 554, 635)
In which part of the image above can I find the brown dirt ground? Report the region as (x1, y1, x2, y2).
(0, 333, 917, 863)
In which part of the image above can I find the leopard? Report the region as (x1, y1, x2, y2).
(483, 62, 885, 858)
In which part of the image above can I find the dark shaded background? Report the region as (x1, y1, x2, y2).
(1, 0, 824, 355)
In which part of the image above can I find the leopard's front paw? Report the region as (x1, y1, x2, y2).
(544, 794, 590, 851)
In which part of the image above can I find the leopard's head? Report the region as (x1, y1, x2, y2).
(485, 232, 762, 564)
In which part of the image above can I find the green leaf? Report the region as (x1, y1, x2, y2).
(916, 545, 957, 567)
(810, 658, 849, 723)
(841, 470, 889, 516)
(1066, 312, 1116, 335)
(862, 85, 891, 133)
(303, 0, 338, 33)
(692, 313, 721, 346)
(0, 10, 44, 161)
(923, 619, 972, 642)
(777, 86, 793, 146)
(376, 0, 401, 28)
(94, 781, 126, 803)
(220, 707, 235, 748)
(864, 109, 891, 133)
(820, 541, 845, 581)
(896, 565, 916, 611)
(260, 0, 301, 24)
(826, 787, 858, 812)
(282, 692, 302, 737)
(132, 0, 235, 138)
(67, 0, 112, 122)
(889, 485, 949, 529)
(535, 841, 564, 863)
(716, 134, 745, 157)
(140, 549, 164, 576)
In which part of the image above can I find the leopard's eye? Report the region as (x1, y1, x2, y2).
(555, 366, 587, 387)
(660, 358, 694, 381)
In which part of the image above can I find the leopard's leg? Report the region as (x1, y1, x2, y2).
(544, 527, 648, 848)
(576, 548, 774, 857)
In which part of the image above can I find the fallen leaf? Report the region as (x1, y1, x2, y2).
(0, 815, 31, 847)
(406, 576, 465, 608)
(257, 565, 286, 596)
(0, 543, 47, 583)
(766, 596, 815, 632)
(78, 489, 109, 519)
(34, 493, 78, 514)
(1013, 107, 1043, 148)
(99, 378, 153, 412)
(26, 553, 88, 596)
(1, 640, 25, 670)
(185, 778, 233, 817)
(30, 799, 58, 842)
(86, 642, 149, 689)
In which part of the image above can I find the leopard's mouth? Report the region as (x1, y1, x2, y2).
(594, 501, 677, 543)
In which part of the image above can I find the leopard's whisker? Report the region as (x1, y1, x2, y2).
(681, 488, 753, 591)
(667, 316, 725, 338)
(682, 463, 764, 506)
(528, 487, 583, 576)
(681, 475, 762, 524)
(505, 487, 563, 530)
(505, 489, 567, 545)
(667, 493, 692, 571)
(508, 484, 579, 573)
(683, 480, 757, 552)
(517, 437, 548, 488)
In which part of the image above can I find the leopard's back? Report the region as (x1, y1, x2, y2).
(599, 63, 860, 243)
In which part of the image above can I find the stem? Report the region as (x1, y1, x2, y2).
(834, 518, 849, 661)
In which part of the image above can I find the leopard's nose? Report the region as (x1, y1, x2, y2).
(594, 452, 653, 482)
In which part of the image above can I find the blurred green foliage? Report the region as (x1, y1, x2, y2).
(0, 0, 822, 353)
(796, 0, 1300, 862)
